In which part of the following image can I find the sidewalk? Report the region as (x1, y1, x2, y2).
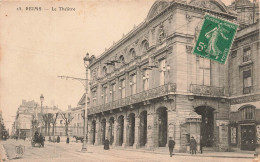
(87, 144, 257, 159)
(0, 141, 8, 161)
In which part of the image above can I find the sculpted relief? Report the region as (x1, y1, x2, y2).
(189, 0, 227, 13)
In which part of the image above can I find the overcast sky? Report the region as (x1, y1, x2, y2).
(0, 0, 237, 131)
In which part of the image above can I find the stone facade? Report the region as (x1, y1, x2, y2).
(83, 0, 259, 152)
(229, 20, 260, 151)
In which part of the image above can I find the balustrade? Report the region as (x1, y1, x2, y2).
(190, 84, 225, 97)
(88, 83, 176, 115)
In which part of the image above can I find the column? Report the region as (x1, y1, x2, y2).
(87, 122, 92, 145)
(146, 112, 155, 150)
(133, 115, 140, 149)
(174, 121, 181, 150)
(122, 117, 129, 148)
(112, 118, 118, 147)
(95, 119, 101, 145)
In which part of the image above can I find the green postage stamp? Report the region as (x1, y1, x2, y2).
(193, 14, 239, 64)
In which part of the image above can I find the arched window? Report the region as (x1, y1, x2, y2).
(141, 40, 149, 53)
(129, 48, 136, 60)
(103, 66, 107, 75)
(119, 55, 125, 65)
(240, 106, 255, 120)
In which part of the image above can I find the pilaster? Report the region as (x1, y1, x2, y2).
(133, 115, 140, 149)
(112, 118, 118, 147)
(122, 116, 129, 148)
(146, 111, 156, 150)
(87, 122, 92, 145)
(94, 118, 101, 145)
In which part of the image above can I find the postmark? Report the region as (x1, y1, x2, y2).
(193, 14, 239, 64)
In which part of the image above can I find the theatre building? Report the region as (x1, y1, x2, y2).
(228, 20, 260, 151)
(85, 0, 256, 152)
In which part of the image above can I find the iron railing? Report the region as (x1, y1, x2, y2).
(88, 83, 176, 114)
(190, 84, 225, 97)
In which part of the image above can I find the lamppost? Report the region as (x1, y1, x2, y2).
(40, 94, 44, 134)
(82, 53, 91, 152)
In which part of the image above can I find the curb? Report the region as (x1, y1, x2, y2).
(113, 147, 254, 159)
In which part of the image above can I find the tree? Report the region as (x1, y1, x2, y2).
(50, 113, 59, 141)
(31, 115, 39, 137)
(60, 112, 74, 136)
(42, 113, 53, 136)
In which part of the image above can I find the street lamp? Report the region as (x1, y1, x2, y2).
(40, 94, 44, 134)
(82, 53, 91, 152)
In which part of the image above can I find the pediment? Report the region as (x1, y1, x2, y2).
(147, 0, 170, 20)
(189, 0, 229, 13)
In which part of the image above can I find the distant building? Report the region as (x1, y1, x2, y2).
(14, 100, 37, 138)
(69, 106, 84, 137)
(14, 100, 63, 138)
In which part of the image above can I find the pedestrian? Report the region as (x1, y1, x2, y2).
(39, 133, 44, 147)
(168, 137, 175, 157)
(104, 138, 110, 150)
(49, 136, 52, 143)
(57, 136, 60, 143)
(66, 136, 70, 144)
(190, 136, 197, 155)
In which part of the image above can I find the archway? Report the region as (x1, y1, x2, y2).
(139, 111, 147, 147)
(101, 119, 106, 144)
(109, 117, 114, 145)
(195, 106, 215, 147)
(128, 113, 135, 146)
(118, 115, 124, 146)
(91, 120, 96, 145)
(157, 107, 168, 147)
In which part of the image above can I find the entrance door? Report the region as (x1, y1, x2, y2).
(109, 117, 114, 145)
(92, 121, 96, 145)
(140, 111, 147, 146)
(118, 116, 124, 146)
(241, 125, 256, 151)
(157, 107, 168, 147)
(101, 119, 106, 144)
(128, 113, 135, 146)
(195, 106, 214, 147)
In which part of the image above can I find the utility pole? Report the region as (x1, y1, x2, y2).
(58, 52, 92, 152)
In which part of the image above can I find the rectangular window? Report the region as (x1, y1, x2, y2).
(143, 70, 149, 91)
(243, 48, 251, 62)
(243, 70, 252, 94)
(92, 91, 97, 107)
(120, 79, 126, 98)
(111, 84, 116, 101)
(159, 59, 166, 86)
(103, 87, 108, 104)
(198, 57, 210, 86)
(231, 50, 237, 58)
(130, 75, 136, 95)
(241, 107, 255, 120)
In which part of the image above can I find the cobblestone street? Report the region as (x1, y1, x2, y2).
(1, 139, 257, 162)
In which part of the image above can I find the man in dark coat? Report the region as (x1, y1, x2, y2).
(57, 136, 60, 143)
(190, 136, 197, 155)
(168, 137, 175, 157)
(39, 133, 44, 147)
(104, 138, 110, 150)
(66, 136, 70, 144)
